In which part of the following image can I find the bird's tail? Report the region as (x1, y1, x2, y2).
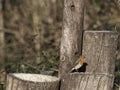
(71, 67, 77, 73)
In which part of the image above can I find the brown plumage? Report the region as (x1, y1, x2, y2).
(71, 55, 85, 72)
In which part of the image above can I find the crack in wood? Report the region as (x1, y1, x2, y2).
(78, 76, 82, 89)
(11, 78, 14, 90)
(93, 33, 104, 73)
(96, 75, 102, 90)
(84, 76, 89, 90)
(70, 4, 75, 11)
(15, 80, 19, 90)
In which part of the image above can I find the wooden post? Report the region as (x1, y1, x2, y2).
(82, 30, 118, 74)
(59, 0, 84, 78)
(0, 0, 5, 85)
(60, 30, 118, 90)
(60, 73, 114, 90)
(6, 73, 60, 90)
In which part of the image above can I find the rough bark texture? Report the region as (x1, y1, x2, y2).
(0, 0, 5, 84)
(6, 73, 60, 90)
(0, 0, 4, 55)
(59, 0, 84, 78)
(60, 31, 118, 90)
(82, 30, 118, 74)
(60, 73, 114, 90)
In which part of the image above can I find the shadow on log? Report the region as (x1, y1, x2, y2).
(6, 73, 60, 90)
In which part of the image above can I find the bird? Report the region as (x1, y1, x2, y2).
(71, 55, 86, 72)
(77, 63, 88, 72)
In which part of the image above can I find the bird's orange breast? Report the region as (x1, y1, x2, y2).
(79, 56, 85, 64)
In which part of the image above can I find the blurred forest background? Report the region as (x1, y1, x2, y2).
(0, 0, 120, 90)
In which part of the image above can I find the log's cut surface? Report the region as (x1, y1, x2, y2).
(60, 73, 114, 90)
(6, 73, 60, 90)
(82, 30, 118, 74)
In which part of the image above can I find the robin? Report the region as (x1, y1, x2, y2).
(71, 55, 87, 72)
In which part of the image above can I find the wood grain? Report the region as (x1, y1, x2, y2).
(6, 73, 60, 90)
(59, 0, 84, 78)
(60, 31, 118, 90)
(0, 0, 5, 84)
(82, 30, 118, 74)
(60, 73, 114, 90)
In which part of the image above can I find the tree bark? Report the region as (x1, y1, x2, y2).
(82, 30, 118, 74)
(60, 30, 118, 90)
(0, 0, 4, 62)
(60, 73, 114, 90)
(59, 0, 85, 78)
(0, 0, 5, 84)
(6, 73, 60, 90)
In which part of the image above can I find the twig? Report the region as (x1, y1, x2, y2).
(23, 62, 41, 72)
(115, 83, 120, 88)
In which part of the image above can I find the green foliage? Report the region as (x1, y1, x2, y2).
(4, 49, 59, 75)
(118, 38, 120, 50)
(0, 84, 5, 90)
(40, 51, 59, 71)
(115, 60, 120, 89)
(28, 13, 33, 22)
(10, 0, 23, 5)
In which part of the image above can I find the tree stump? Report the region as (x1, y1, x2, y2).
(60, 30, 118, 90)
(6, 73, 60, 90)
(60, 73, 114, 90)
(40, 71, 54, 76)
(82, 30, 118, 74)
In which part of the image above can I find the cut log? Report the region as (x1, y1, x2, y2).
(82, 30, 118, 74)
(60, 30, 118, 90)
(40, 71, 54, 76)
(60, 73, 114, 90)
(6, 73, 60, 90)
(59, 0, 85, 78)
